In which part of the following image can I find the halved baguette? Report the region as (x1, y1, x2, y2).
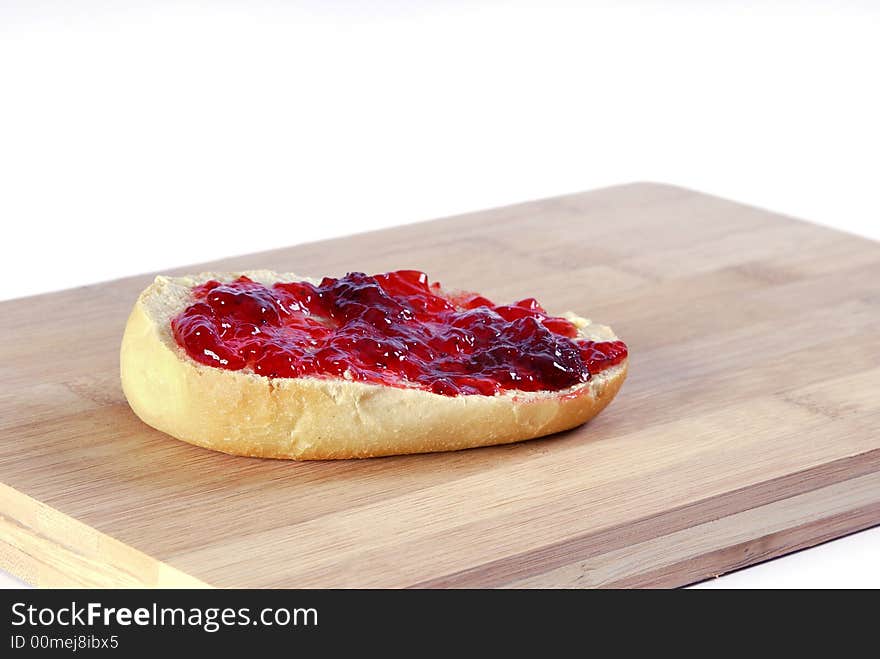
(120, 271, 628, 460)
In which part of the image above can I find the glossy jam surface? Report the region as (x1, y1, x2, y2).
(171, 271, 627, 396)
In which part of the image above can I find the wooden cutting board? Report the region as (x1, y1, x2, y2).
(2, 183, 879, 588)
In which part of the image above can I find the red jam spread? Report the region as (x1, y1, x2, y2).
(171, 270, 627, 396)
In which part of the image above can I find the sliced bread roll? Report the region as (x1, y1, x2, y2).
(120, 270, 627, 459)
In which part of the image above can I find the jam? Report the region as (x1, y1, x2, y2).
(171, 270, 627, 396)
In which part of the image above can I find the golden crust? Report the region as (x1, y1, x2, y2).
(120, 272, 628, 460)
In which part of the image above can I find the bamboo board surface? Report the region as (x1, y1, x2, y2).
(1, 183, 879, 588)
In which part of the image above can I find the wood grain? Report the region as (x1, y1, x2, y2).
(1, 182, 878, 588)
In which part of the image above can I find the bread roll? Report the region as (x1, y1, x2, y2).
(120, 271, 627, 459)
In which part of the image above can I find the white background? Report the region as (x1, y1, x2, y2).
(1, 1, 878, 588)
